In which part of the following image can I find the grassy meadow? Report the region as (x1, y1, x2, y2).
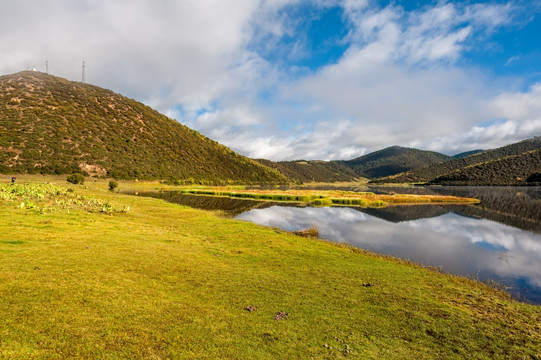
(0, 176, 540, 359)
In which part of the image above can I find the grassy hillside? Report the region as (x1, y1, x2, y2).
(1, 177, 540, 358)
(0, 71, 286, 184)
(256, 159, 361, 183)
(373, 137, 541, 184)
(341, 146, 450, 179)
(430, 149, 541, 185)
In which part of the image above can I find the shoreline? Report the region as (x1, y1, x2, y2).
(0, 176, 539, 358)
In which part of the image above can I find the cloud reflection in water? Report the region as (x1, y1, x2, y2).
(236, 206, 541, 303)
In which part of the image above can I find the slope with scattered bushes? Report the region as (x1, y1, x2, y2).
(0, 71, 286, 184)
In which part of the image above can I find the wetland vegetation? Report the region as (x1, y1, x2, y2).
(169, 186, 479, 207)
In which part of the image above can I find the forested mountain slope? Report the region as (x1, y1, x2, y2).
(372, 137, 541, 184)
(429, 150, 541, 186)
(256, 159, 362, 183)
(340, 146, 450, 179)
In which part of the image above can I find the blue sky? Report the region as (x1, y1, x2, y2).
(1, 0, 541, 160)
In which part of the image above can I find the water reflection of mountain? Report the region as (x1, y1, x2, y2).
(126, 187, 541, 233)
(125, 191, 286, 216)
(368, 186, 541, 233)
(355, 205, 452, 223)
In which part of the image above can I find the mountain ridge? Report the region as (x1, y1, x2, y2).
(2, 71, 539, 186)
(339, 145, 450, 179)
(371, 137, 541, 185)
(430, 149, 541, 186)
(0, 71, 286, 184)
(255, 158, 362, 183)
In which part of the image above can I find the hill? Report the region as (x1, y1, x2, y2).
(452, 149, 485, 159)
(340, 146, 450, 179)
(0, 71, 286, 183)
(430, 149, 541, 185)
(372, 137, 541, 184)
(255, 159, 362, 183)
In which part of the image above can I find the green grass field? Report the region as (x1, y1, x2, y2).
(0, 177, 540, 359)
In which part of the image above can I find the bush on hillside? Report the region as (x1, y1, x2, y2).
(67, 173, 85, 184)
(108, 180, 118, 191)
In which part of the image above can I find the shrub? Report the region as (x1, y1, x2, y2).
(311, 198, 333, 206)
(292, 226, 319, 238)
(66, 173, 85, 184)
(108, 180, 118, 191)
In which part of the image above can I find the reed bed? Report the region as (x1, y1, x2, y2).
(176, 187, 479, 208)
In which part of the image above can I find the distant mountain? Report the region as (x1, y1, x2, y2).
(0, 71, 286, 183)
(372, 137, 541, 185)
(256, 159, 362, 183)
(340, 146, 450, 179)
(452, 149, 485, 159)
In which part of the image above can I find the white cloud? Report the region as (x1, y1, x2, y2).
(491, 83, 541, 121)
(0, 0, 276, 106)
(342, 1, 513, 65)
(0, 0, 538, 161)
(429, 83, 541, 153)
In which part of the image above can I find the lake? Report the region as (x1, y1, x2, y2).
(128, 186, 541, 304)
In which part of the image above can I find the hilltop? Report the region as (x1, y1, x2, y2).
(0, 71, 286, 184)
(256, 159, 362, 183)
(372, 137, 541, 185)
(339, 146, 450, 179)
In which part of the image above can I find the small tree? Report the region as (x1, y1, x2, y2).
(66, 173, 85, 184)
(108, 180, 118, 191)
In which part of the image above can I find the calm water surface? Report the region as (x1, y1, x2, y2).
(130, 187, 541, 304)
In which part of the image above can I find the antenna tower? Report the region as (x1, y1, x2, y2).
(45, 60, 49, 74)
(81, 61, 86, 83)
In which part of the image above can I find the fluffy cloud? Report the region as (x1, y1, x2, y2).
(1, 0, 539, 160)
(0, 0, 272, 105)
(421, 82, 541, 153)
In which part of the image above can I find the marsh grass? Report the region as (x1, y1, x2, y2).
(0, 177, 538, 359)
(311, 198, 333, 206)
(292, 226, 320, 237)
(176, 187, 479, 208)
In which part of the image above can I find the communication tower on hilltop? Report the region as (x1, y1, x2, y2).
(82, 61, 86, 83)
(45, 60, 49, 74)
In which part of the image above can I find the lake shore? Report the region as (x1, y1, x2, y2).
(0, 176, 539, 358)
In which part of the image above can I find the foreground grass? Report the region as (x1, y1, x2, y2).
(0, 177, 540, 359)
